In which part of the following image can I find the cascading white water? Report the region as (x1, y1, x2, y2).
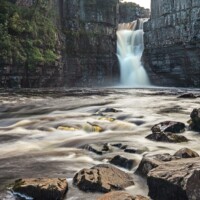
(117, 19, 150, 87)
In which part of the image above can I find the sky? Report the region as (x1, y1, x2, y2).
(123, 0, 151, 9)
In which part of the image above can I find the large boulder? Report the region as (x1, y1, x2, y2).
(147, 158, 200, 200)
(73, 164, 134, 193)
(110, 155, 136, 170)
(97, 191, 134, 200)
(135, 154, 178, 177)
(189, 108, 200, 132)
(178, 93, 197, 99)
(146, 132, 188, 143)
(12, 178, 68, 200)
(151, 121, 186, 134)
(174, 148, 199, 158)
(97, 191, 149, 200)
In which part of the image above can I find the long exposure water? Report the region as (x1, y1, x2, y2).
(0, 88, 200, 199)
(117, 19, 150, 86)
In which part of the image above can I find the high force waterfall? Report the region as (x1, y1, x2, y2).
(117, 19, 150, 87)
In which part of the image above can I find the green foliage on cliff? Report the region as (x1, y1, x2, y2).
(0, 0, 59, 68)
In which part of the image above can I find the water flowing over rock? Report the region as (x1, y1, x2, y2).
(117, 19, 150, 87)
(73, 164, 134, 193)
(143, 0, 200, 87)
(12, 178, 68, 200)
(147, 158, 200, 200)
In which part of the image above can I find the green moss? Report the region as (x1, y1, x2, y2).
(0, 0, 59, 68)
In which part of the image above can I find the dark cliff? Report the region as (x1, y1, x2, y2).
(0, 0, 119, 88)
(0, 0, 64, 88)
(143, 0, 200, 87)
(119, 1, 150, 23)
(63, 0, 119, 87)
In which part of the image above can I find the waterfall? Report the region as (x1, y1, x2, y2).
(117, 19, 150, 87)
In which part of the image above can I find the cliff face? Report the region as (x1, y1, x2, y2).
(0, 0, 64, 88)
(63, 0, 119, 87)
(0, 0, 119, 88)
(143, 0, 200, 87)
(119, 2, 150, 23)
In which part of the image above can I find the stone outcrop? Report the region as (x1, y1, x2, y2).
(151, 121, 186, 134)
(174, 148, 199, 158)
(189, 108, 200, 132)
(119, 2, 150, 23)
(147, 158, 200, 200)
(135, 153, 179, 177)
(143, 0, 200, 87)
(73, 164, 134, 193)
(0, 0, 119, 88)
(12, 178, 68, 200)
(63, 0, 119, 87)
(98, 191, 149, 200)
(146, 132, 188, 143)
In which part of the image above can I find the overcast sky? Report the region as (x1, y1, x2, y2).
(123, 0, 151, 9)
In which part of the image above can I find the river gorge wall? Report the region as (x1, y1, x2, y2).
(143, 0, 200, 87)
(0, 0, 151, 88)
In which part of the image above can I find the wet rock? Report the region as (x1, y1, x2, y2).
(12, 178, 68, 200)
(178, 93, 197, 99)
(124, 146, 149, 154)
(146, 132, 188, 143)
(73, 164, 134, 193)
(147, 158, 200, 200)
(174, 148, 199, 158)
(189, 108, 200, 132)
(151, 121, 186, 134)
(135, 154, 179, 177)
(97, 191, 135, 200)
(110, 143, 123, 148)
(95, 108, 120, 116)
(97, 191, 149, 200)
(110, 155, 136, 170)
(82, 144, 110, 155)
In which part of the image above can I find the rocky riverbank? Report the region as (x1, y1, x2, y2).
(0, 88, 200, 199)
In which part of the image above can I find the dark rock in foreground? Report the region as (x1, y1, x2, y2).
(110, 155, 136, 170)
(148, 158, 200, 200)
(73, 164, 134, 193)
(12, 178, 68, 200)
(189, 108, 200, 132)
(174, 148, 199, 158)
(135, 154, 179, 177)
(97, 191, 149, 200)
(146, 132, 188, 143)
(151, 121, 186, 134)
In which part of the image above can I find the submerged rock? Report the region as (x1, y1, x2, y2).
(146, 132, 188, 143)
(110, 155, 136, 170)
(73, 164, 134, 193)
(151, 121, 186, 134)
(147, 158, 200, 200)
(12, 178, 68, 200)
(81, 143, 110, 155)
(135, 154, 178, 177)
(124, 146, 149, 154)
(189, 108, 200, 132)
(178, 93, 197, 99)
(174, 148, 199, 158)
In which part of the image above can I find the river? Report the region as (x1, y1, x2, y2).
(0, 88, 200, 199)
